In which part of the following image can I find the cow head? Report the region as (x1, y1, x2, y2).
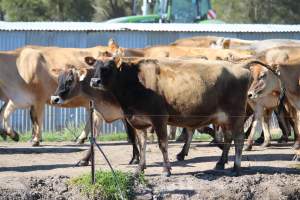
(90, 57, 119, 91)
(247, 64, 280, 99)
(51, 68, 85, 105)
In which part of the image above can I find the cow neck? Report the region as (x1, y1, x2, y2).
(111, 63, 147, 109)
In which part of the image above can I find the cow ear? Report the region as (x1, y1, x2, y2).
(85, 57, 96, 66)
(50, 68, 62, 76)
(113, 56, 123, 70)
(108, 38, 119, 50)
(77, 68, 88, 81)
(222, 39, 230, 49)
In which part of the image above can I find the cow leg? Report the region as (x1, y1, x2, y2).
(0, 101, 8, 140)
(168, 125, 177, 140)
(176, 128, 194, 161)
(0, 100, 19, 141)
(135, 129, 147, 175)
(232, 118, 245, 176)
(77, 110, 103, 144)
(93, 111, 102, 138)
(245, 115, 253, 138)
(31, 104, 44, 146)
(176, 128, 187, 142)
(76, 147, 92, 166)
(215, 126, 232, 171)
(154, 122, 171, 177)
(244, 108, 263, 151)
(276, 107, 291, 143)
(260, 110, 272, 148)
(123, 119, 140, 165)
(293, 110, 300, 149)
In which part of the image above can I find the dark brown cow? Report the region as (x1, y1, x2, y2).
(50, 67, 140, 165)
(85, 57, 261, 176)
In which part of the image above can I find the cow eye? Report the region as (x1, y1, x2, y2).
(259, 73, 266, 79)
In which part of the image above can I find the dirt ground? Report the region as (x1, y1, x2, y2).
(0, 141, 300, 199)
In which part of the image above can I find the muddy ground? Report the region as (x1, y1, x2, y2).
(0, 141, 300, 199)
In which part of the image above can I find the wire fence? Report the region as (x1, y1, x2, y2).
(0, 101, 126, 134)
(0, 100, 282, 135)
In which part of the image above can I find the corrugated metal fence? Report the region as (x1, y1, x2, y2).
(1, 23, 299, 134)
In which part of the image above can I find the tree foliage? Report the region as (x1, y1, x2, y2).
(93, 0, 139, 22)
(212, 0, 300, 24)
(1, 0, 94, 21)
(0, 0, 299, 23)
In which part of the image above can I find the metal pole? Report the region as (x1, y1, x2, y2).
(89, 101, 95, 184)
(142, 0, 148, 16)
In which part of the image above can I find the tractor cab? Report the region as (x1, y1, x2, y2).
(105, 0, 223, 24)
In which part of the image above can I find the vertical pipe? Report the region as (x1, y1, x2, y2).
(142, 0, 148, 16)
(90, 101, 95, 184)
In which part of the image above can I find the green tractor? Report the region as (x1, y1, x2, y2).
(105, 0, 224, 23)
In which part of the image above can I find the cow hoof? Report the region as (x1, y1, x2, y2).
(260, 142, 270, 148)
(277, 137, 288, 144)
(10, 131, 20, 142)
(32, 141, 40, 147)
(176, 153, 185, 161)
(76, 138, 86, 145)
(254, 137, 264, 145)
(0, 130, 7, 141)
(293, 143, 300, 150)
(243, 144, 252, 151)
(215, 163, 225, 170)
(129, 157, 140, 165)
(75, 160, 89, 167)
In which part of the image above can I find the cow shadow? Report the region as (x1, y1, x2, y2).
(146, 153, 295, 168)
(195, 166, 300, 181)
(0, 147, 85, 154)
(0, 163, 75, 172)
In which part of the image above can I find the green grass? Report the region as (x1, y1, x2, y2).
(0, 129, 128, 143)
(69, 170, 146, 200)
(0, 126, 294, 143)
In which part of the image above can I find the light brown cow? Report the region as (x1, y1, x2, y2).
(247, 47, 300, 150)
(170, 36, 256, 49)
(0, 44, 114, 146)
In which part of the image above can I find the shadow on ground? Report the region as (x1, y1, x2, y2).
(0, 163, 76, 172)
(0, 147, 85, 154)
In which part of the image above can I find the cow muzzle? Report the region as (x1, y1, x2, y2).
(50, 96, 64, 105)
(90, 78, 104, 90)
(247, 91, 258, 99)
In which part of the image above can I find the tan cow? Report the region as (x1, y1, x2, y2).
(0, 44, 115, 146)
(247, 47, 300, 150)
(170, 36, 256, 49)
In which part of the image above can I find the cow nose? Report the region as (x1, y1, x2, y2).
(90, 78, 101, 87)
(247, 91, 256, 99)
(248, 93, 253, 98)
(51, 96, 60, 104)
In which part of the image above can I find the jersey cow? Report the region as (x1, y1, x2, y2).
(247, 47, 300, 150)
(0, 44, 116, 146)
(84, 57, 263, 176)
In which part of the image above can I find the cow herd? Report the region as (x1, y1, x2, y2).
(1, 36, 300, 177)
